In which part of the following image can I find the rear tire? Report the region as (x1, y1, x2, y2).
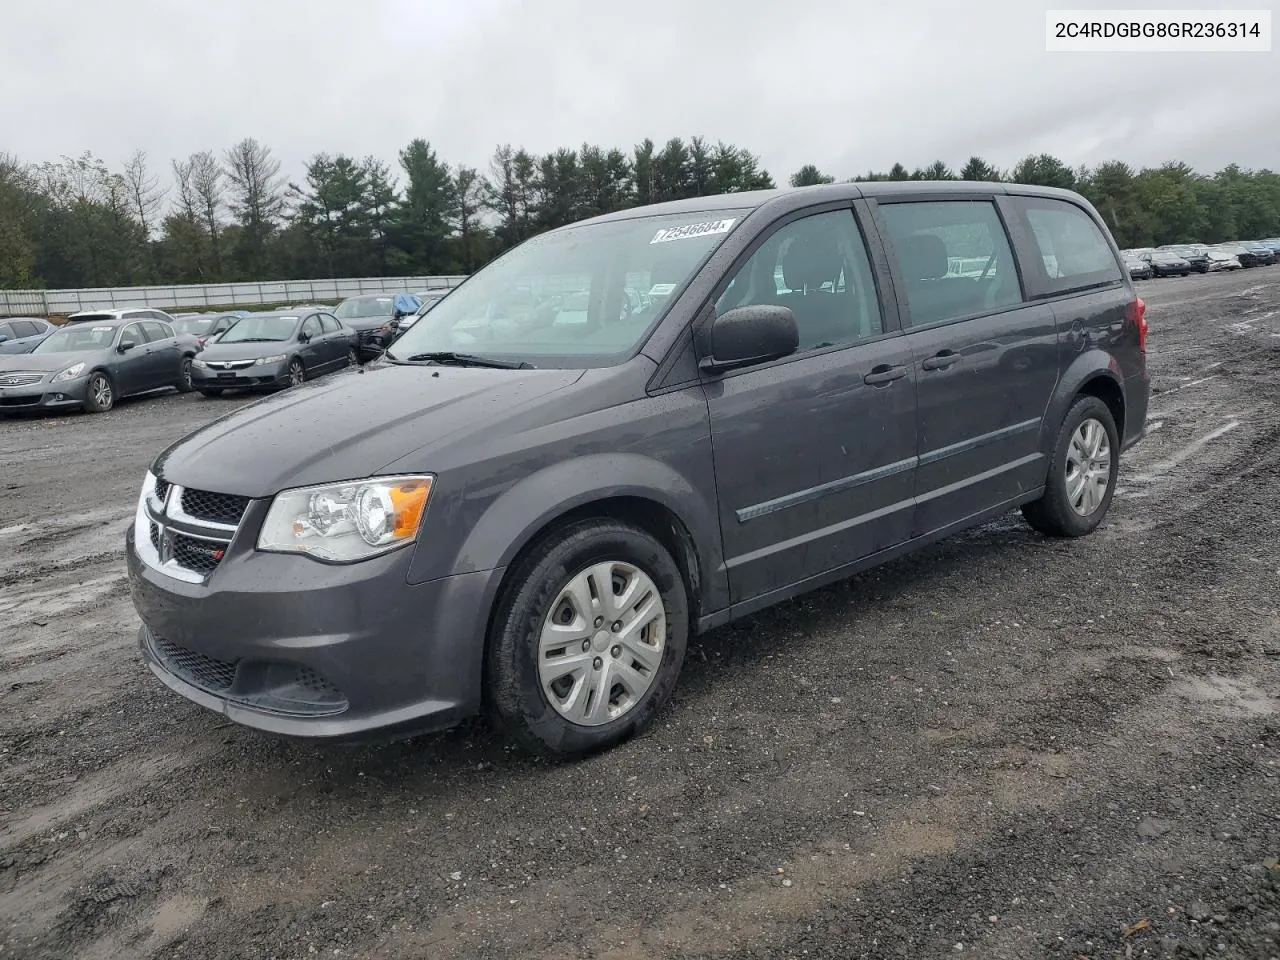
(485, 519, 689, 758)
(82, 372, 115, 413)
(346, 348, 359, 367)
(176, 357, 194, 393)
(1022, 396, 1120, 538)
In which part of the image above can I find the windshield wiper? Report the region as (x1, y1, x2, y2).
(391, 351, 534, 370)
(229, 337, 282, 343)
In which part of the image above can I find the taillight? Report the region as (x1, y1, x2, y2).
(1126, 297, 1147, 352)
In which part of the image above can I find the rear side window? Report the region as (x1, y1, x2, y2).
(140, 321, 170, 342)
(1012, 197, 1122, 294)
(13, 321, 42, 337)
(878, 200, 1023, 328)
(319, 314, 341, 334)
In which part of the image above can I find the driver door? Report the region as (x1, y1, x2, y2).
(701, 207, 919, 606)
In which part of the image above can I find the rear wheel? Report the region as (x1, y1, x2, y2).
(1022, 396, 1119, 538)
(346, 347, 358, 367)
(83, 372, 115, 413)
(486, 519, 689, 757)
(176, 357, 194, 393)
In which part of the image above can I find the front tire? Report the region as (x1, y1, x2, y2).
(286, 358, 305, 387)
(82, 372, 115, 413)
(486, 519, 689, 758)
(1022, 396, 1119, 538)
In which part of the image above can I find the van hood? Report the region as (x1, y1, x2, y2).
(153, 361, 585, 497)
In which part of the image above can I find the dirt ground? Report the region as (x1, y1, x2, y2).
(2, 269, 1278, 960)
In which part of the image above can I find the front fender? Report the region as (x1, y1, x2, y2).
(411, 452, 728, 616)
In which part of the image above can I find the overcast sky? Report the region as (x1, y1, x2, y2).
(3, 0, 1277, 189)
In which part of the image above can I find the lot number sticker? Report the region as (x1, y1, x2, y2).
(650, 218, 737, 244)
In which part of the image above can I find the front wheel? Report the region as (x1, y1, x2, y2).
(485, 519, 689, 757)
(83, 372, 115, 413)
(286, 358, 305, 387)
(176, 357, 194, 393)
(1022, 396, 1120, 538)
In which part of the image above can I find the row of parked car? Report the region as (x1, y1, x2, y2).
(1120, 238, 1280, 279)
(0, 289, 452, 415)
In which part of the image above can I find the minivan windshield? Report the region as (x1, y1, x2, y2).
(335, 296, 398, 319)
(388, 209, 750, 367)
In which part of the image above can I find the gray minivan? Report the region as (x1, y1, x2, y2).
(127, 182, 1150, 756)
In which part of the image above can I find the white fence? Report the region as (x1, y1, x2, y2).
(0, 276, 468, 316)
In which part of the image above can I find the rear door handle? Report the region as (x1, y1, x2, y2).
(921, 351, 960, 371)
(863, 363, 908, 386)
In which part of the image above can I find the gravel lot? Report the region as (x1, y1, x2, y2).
(2, 269, 1278, 960)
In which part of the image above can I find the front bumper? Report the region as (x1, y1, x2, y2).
(0, 375, 90, 411)
(127, 522, 502, 739)
(192, 362, 287, 390)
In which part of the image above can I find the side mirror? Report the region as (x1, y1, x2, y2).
(118, 340, 137, 353)
(298, 332, 311, 344)
(698, 305, 799, 373)
(0, 334, 9, 344)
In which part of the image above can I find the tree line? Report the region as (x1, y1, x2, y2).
(2, 137, 1278, 291)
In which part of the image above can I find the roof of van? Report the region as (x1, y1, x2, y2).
(581, 181, 1090, 226)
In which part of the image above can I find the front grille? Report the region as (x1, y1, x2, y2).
(0, 395, 41, 406)
(153, 477, 171, 505)
(154, 637, 239, 693)
(171, 533, 226, 574)
(0, 373, 42, 387)
(181, 489, 250, 525)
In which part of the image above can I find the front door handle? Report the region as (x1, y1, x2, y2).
(864, 363, 908, 386)
(921, 351, 960, 371)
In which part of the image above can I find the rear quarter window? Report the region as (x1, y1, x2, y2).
(1010, 197, 1123, 296)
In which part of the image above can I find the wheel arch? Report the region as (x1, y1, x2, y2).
(1041, 352, 1126, 457)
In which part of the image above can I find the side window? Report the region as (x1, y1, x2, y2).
(301, 316, 323, 339)
(1015, 198, 1123, 292)
(715, 210, 883, 351)
(0, 323, 13, 340)
(120, 323, 144, 347)
(140, 321, 168, 342)
(319, 314, 340, 334)
(879, 200, 1023, 328)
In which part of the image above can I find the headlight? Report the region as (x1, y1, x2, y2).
(257, 475, 433, 562)
(254, 354, 287, 365)
(192, 358, 209, 369)
(51, 362, 86, 382)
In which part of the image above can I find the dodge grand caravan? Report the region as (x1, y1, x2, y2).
(127, 182, 1150, 757)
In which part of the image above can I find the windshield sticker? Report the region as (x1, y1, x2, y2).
(648, 283, 677, 297)
(650, 218, 737, 244)
(92, 326, 113, 331)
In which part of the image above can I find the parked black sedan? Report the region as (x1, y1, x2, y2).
(1123, 254, 1154, 280)
(0, 317, 54, 354)
(333, 293, 421, 360)
(191, 309, 358, 397)
(0, 316, 198, 414)
(1145, 250, 1192, 277)
(1159, 245, 1211, 272)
